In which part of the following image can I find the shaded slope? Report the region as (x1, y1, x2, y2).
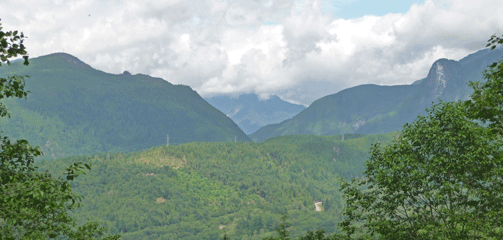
(0, 53, 250, 158)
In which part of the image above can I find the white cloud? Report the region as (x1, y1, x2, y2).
(1, 0, 502, 105)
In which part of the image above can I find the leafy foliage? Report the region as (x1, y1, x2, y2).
(339, 102, 503, 239)
(487, 34, 503, 50)
(464, 56, 503, 136)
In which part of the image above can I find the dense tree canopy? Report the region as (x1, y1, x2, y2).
(37, 133, 387, 239)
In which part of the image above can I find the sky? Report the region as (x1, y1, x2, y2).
(1, 0, 502, 106)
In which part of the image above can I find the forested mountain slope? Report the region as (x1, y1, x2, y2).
(0, 53, 250, 158)
(37, 133, 396, 240)
(251, 84, 416, 140)
(251, 48, 503, 142)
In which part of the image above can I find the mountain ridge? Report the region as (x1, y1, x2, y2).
(0, 52, 250, 158)
(251, 48, 503, 142)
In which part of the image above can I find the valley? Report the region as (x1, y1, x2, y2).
(205, 94, 306, 135)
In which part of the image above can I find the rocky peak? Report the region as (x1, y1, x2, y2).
(422, 58, 462, 100)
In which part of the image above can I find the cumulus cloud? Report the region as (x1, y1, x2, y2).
(1, 0, 502, 105)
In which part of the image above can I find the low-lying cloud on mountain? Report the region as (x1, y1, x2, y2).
(2, 0, 502, 105)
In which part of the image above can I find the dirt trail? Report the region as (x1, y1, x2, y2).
(315, 202, 322, 212)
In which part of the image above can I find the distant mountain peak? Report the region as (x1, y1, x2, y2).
(47, 52, 92, 69)
(205, 93, 306, 135)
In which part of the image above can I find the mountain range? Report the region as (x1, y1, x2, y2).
(0, 53, 250, 158)
(1, 47, 502, 155)
(250, 47, 503, 142)
(205, 94, 306, 135)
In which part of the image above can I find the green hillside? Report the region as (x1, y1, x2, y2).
(0, 53, 250, 158)
(251, 84, 415, 142)
(37, 133, 396, 240)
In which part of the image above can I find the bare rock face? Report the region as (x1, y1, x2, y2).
(421, 58, 463, 104)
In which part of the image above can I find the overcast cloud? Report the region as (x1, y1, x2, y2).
(1, 0, 502, 105)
